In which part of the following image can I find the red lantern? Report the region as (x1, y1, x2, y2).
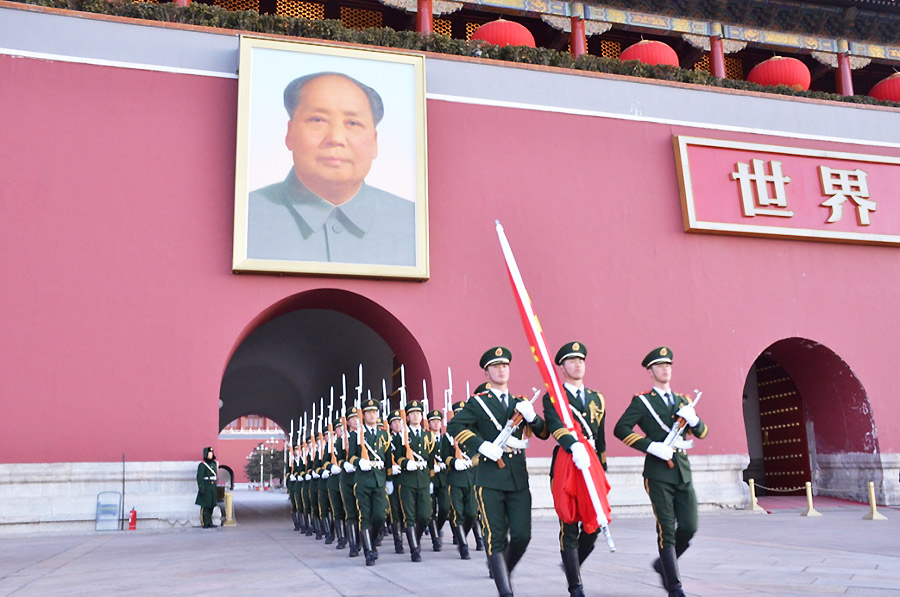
(869, 72, 900, 102)
(747, 56, 811, 91)
(471, 19, 535, 48)
(619, 40, 679, 67)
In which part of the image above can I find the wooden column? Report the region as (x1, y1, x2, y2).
(570, 17, 587, 58)
(416, 0, 433, 34)
(709, 35, 726, 78)
(836, 52, 854, 96)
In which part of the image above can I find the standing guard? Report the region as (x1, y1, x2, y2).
(543, 341, 607, 597)
(195, 446, 218, 529)
(447, 347, 548, 597)
(614, 346, 708, 597)
(348, 398, 391, 566)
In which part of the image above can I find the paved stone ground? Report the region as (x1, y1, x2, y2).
(1, 490, 898, 596)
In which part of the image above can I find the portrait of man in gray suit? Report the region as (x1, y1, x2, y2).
(247, 72, 416, 267)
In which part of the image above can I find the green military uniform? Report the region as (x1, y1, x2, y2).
(543, 341, 607, 597)
(386, 409, 406, 554)
(348, 398, 391, 566)
(339, 407, 360, 556)
(393, 400, 437, 561)
(325, 418, 346, 549)
(428, 409, 450, 549)
(299, 440, 314, 536)
(443, 400, 478, 560)
(195, 446, 218, 529)
(614, 346, 708, 597)
(447, 347, 548, 597)
(289, 447, 304, 531)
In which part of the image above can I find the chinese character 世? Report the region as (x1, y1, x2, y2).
(731, 159, 794, 218)
(819, 166, 875, 226)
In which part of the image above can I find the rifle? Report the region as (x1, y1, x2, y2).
(664, 390, 702, 469)
(340, 375, 348, 454)
(491, 388, 541, 469)
(356, 364, 369, 462)
(399, 365, 416, 464)
(328, 388, 337, 466)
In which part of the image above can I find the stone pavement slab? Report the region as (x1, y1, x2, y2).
(1, 490, 898, 596)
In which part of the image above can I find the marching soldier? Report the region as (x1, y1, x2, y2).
(340, 406, 361, 557)
(443, 400, 477, 559)
(315, 430, 334, 543)
(614, 346, 708, 597)
(195, 446, 218, 529)
(386, 409, 406, 554)
(348, 398, 391, 566)
(543, 341, 607, 597)
(289, 444, 304, 531)
(428, 409, 449, 549)
(393, 399, 437, 561)
(447, 347, 548, 597)
(326, 416, 347, 549)
(300, 438, 314, 536)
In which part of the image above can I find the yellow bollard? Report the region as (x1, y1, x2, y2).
(801, 481, 822, 517)
(747, 479, 766, 512)
(223, 491, 237, 527)
(863, 481, 887, 521)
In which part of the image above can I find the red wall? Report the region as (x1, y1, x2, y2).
(3, 53, 899, 465)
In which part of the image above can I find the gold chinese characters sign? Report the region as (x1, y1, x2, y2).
(674, 135, 900, 247)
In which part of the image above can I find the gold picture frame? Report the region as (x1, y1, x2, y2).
(233, 36, 429, 279)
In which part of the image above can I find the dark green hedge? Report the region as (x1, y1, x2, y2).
(11, 0, 900, 108)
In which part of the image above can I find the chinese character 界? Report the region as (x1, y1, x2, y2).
(731, 159, 794, 218)
(819, 166, 875, 225)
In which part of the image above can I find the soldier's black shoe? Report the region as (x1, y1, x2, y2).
(323, 517, 334, 545)
(473, 521, 485, 551)
(374, 526, 385, 548)
(454, 525, 470, 560)
(561, 549, 585, 597)
(361, 528, 376, 566)
(314, 518, 323, 540)
(348, 524, 360, 558)
(488, 553, 514, 597)
(292, 512, 300, 531)
(652, 558, 665, 588)
(450, 523, 459, 545)
(336, 521, 347, 549)
(406, 526, 422, 563)
(392, 522, 405, 554)
(659, 546, 686, 597)
(429, 521, 442, 552)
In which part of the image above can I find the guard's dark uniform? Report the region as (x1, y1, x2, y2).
(339, 408, 360, 556)
(543, 341, 608, 597)
(386, 410, 406, 554)
(428, 409, 450, 550)
(614, 346, 708, 597)
(393, 400, 437, 562)
(348, 399, 391, 567)
(325, 418, 346, 549)
(195, 447, 218, 529)
(447, 347, 548, 597)
(443, 399, 479, 560)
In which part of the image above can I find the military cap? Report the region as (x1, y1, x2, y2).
(406, 400, 424, 413)
(480, 346, 512, 369)
(452, 400, 467, 412)
(427, 409, 443, 421)
(388, 409, 402, 422)
(473, 381, 492, 394)
(347, 406, 358, 417)
(361, 398, 380, 411)
(555, 341, 587, 366)
(333, 415, 344, 427)
(642, 346, 673, 368)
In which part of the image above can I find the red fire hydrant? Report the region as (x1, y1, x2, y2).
(128, 508, 137, 530)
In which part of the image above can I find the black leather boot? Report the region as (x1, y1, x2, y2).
(473, 520, 485, 551)
(561, 549, 585, 597)
(392, 521, 405, 554)
(323, 516, 334, 545)
(454, 524, 470, 560)
(314, 517, 323, 540)
(348, 523, 359, 558)
(292, 512, 300, 531)
(505, 544, 525, 575)
(361, 527, 376, 566)
(659, 546, 686, 597)
(374, 524, 385, 548)
(487, 552, 514, 597)
(406, 525, 422, 563)
(335, 520, 347, 549)
(429, 520, 442, 552)
(302, 513, 313, 536)
(450, 522, 459, 545)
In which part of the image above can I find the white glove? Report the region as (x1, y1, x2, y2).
(391, 465, 401, 476)
(343, 461, 356, 473)
(454, 459, 469, 471)
(429, 482, 434, 494)
(288, 473, 295, 481)
(646, 442, 674, 461)
(322, 470, 330, 479)
(515, 399, 537, 423)
(373, 459, 384, 470)
(312, 471, 320, 479)
(505, 436, 528, 450)
(406, 460, 418, 472)
(434, 463, 442, 474)
(570, 442, 591, 471)
(330, 464, 341, 475)
(386, 480, 394, 495)
(359, 458, 372, 472)
(676, 405, 700, 427)
(304, 474, 311, 481)
(478, 441, 503, 462)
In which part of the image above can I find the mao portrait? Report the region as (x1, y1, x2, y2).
(233, 38, 429, 279)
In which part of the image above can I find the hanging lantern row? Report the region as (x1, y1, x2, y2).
(472, 20, 898, 102)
